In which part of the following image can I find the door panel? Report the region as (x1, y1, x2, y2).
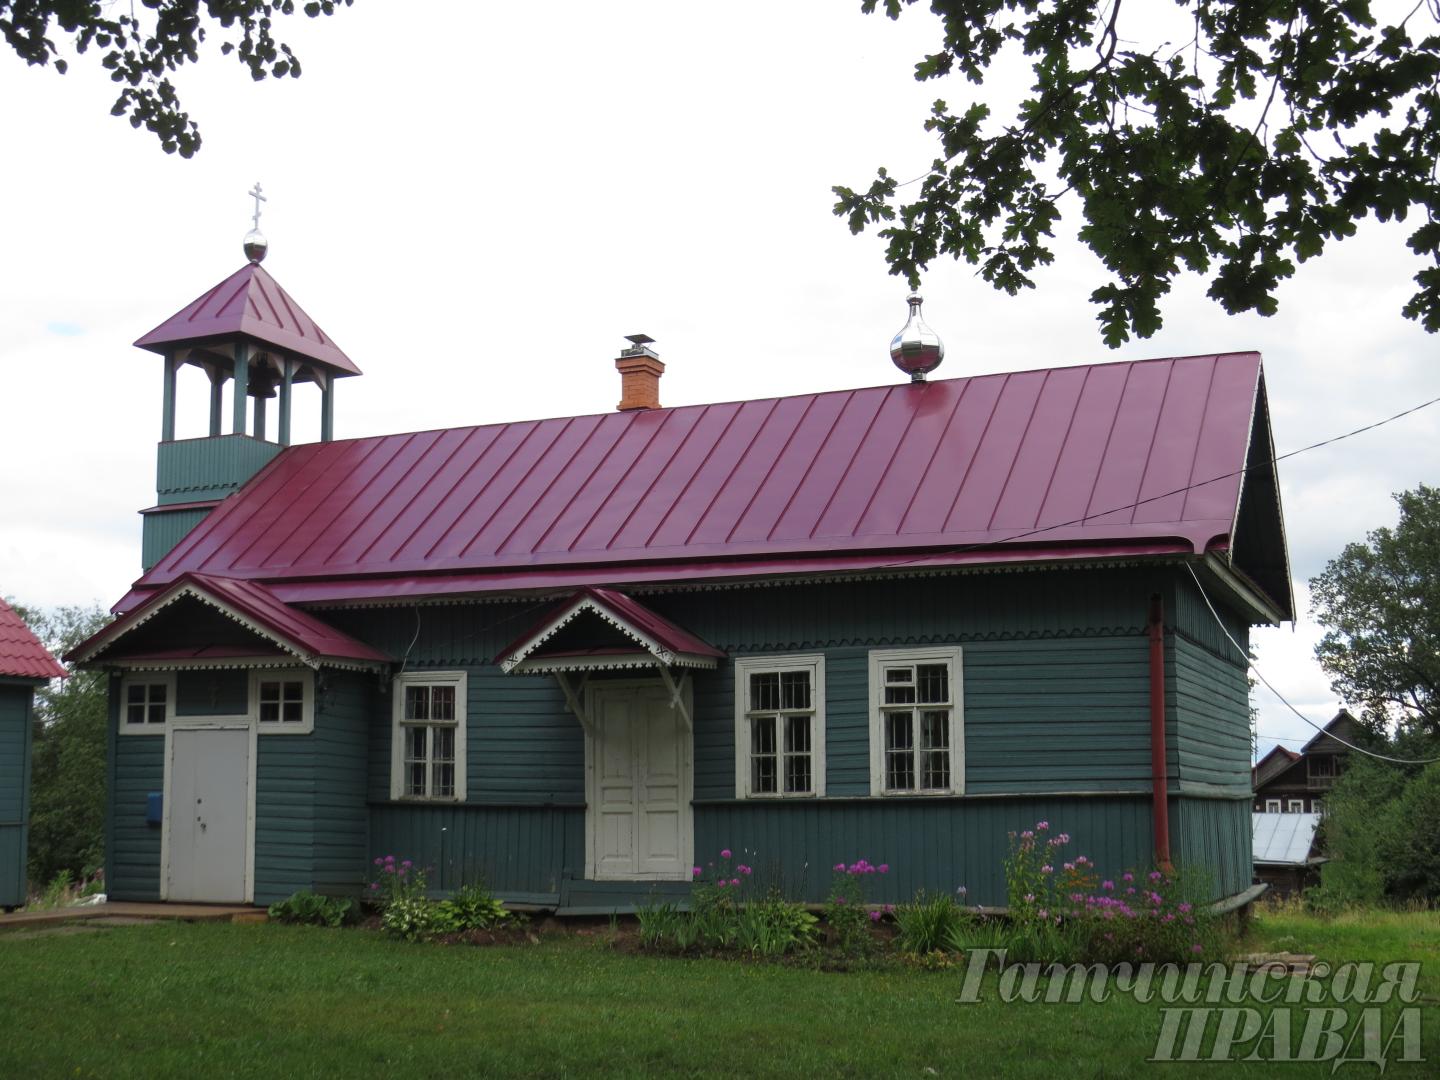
(589, 684, 691, 880)
(168, 727, 249, 902)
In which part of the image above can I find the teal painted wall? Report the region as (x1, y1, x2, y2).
(1172, 796, 1252, 898)
(0, 683, 35, 907)
(156, 435, 284, 504)
(141, 509, 211, 572)
(253, 671, 370, 904)
(108, 687, 164, 902)
(175, 670, 248, 716)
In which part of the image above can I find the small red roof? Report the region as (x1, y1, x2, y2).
(0, 597, 66, 680)
(134, 262, 361, 376)
(68, 573, 388, 668)
(117, 351, 1288, 615)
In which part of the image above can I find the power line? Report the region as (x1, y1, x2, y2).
(877, 390, 1440, 571)
(1185, 564, 1440, 766)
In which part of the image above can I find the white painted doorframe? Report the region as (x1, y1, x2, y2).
(160, 718, 257, 903)
(583, 678, 693, 881)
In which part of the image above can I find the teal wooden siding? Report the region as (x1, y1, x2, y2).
(108, 712, 164, 902)
(141, 508, 212, 571)
(156, 434, 284, 504)
(175, 670, 248, 717)
(1172, 796, 1252, 898)
(1173, 635, 1251, 795)
(253, 671, 370, 904)
(0, 683, 35, 907)
(369, 804, 583, 900)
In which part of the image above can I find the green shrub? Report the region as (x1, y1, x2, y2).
(823, 858, 888, 956)
(267, 889, 356, 928)
(894, 891, 965, 955)
(732, 894, 819, 957)
(381, 896, 446, 942)
(436, 882, 510, 931)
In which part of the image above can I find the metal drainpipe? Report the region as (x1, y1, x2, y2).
(1149, 594, 1174, 872)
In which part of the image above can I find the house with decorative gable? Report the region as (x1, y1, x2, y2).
(65, 230, 1292, 912)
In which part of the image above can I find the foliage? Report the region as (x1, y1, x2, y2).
(381, 896, 450, 943)
(836, 2, 1440, 346)
(731, 893, 820, 957)
(1, 1, 354, 157)
(1002, 819, 1098, 923)
(366, 855, 514, 941)
(27, 867, 105, 910)
(1311, 485, 1440, 740)
(1315, 756, 1440, 907)
(9, 602, 110, 890)
(436, 881, 511, 932)
(266, 888, 355, 928)
(823, 857, 889, 956)
(893, 890, 965, 955)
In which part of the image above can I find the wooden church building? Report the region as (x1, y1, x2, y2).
(67, 225, 1292, 912)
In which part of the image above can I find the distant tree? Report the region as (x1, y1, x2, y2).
(1, 1, 353, 157)
(836, 1, 1440, 346)
(10, 602, 111, 889)
(1311, 485, 1440, 740)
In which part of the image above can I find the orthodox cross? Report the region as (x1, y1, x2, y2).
(248, 182, 267, 229)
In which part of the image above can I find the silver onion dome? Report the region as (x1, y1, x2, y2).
(243, 227, 268, 264)
(889, 292, 944, 382)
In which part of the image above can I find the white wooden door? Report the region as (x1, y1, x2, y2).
(167, 727, 249, 902)
(589, 684, 691, 880)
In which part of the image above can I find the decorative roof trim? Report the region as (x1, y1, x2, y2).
(509, 653, 719, 675)
(102, 654, 382, 674)
(499, 594, 676, 673)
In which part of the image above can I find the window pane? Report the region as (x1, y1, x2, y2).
(916, 664, 949, 704)
(433, 762, 455, 798)
(920, 710, 949, 749)
(407, 762, 426, 797)
(780, 670, 810, 710)
(784, 752, 811, 794)
(404, 685, 429, 721)
(283, 681, 304, 703)
(885, 667, 912, 684)
(148, 703, 166, 724)
(434, 726, 455, 763)
(752, 754, 777, 794)
(886, 750, 915, 791)
(406, 726, 427, 760)
(430, 685, 455, 722)
(259, 681, 280, 704)
(149, 683, 166, 704)
(750, 672, 779, 712)
(259, 701, 280, 723)
(127, 684, 145, 705)
(281, 701, 303, 723)
(127, 704, 145, 725)
(783, 715, 810, 754)
(885, 712, 913, 751)
(751, 716, 776, 756)
(884, 667, 916, 705)
(921, 749, 950, 790)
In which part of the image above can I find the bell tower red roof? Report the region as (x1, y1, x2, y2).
(134, 262, 361, 377)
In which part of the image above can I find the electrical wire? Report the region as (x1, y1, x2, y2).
(1185, 564, 1440, 766)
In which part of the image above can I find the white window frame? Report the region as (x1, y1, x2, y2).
(1264, 798, 1282, 813)
(733, 654, 826, 799)
(868, 646, 964, 796)
(1287, 798, 1305, 813)
(250, 668, 315, 734)
(390, 670, 468, 802)
(118, 672, 175, 734)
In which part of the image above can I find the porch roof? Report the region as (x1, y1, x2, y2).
(497, 587, 725, 674)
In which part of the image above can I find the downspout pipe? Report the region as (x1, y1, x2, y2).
(1149, 594, 1173, 872)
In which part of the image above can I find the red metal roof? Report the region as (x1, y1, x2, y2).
(134, 262, 361, 376)
(0, 597, 65, 680)
(71, 573, 388, 667)
(121, 352, 1271, 609)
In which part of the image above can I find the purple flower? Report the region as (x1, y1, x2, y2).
(385, 855, 395, 864)
(1056, 833, 1071, 844)
(1062, 862, 1074, 872)
(1191, 944, 1204, 954)
(878, 864, 889, 874)
(720, 849, 732, 859)
(369, 882, 380, 891)
(384, 865, 395, 874)
(1040, 865, 1053, 875)
(401, 860, 412, 869)
(1021, 830, 1034, 840)
(1122, 872, 1134, 883)
(868, 910, 882, 922)
(1101, 880, 1115, 891)
(1178, 902, 1192, 914)
(1036, 821, 1050, 831)
(373, 857, 384, 867)
(834, 862, 846, 873)
(739, 865, 752, 876)
(731, 878, 740, 887)
(1038, 909, 1048, 919)
(716, 880, 727, 889)
(1149, 870, 1162, 882)
(692, 866, 702, 877)
(1023, 893, 1035, 904)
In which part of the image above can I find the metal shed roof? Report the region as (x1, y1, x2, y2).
(0, 597, 65, 680)
(117, 351, 1285, 611)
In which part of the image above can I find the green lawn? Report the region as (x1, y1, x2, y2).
(0, 910, 1435, 1078)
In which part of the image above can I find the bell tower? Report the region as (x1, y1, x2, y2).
(134, 185, 362, 570)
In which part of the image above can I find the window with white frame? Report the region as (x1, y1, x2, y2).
(1265, 799, 1281, 812)
(119, 674, 173, 733)
(252, 669, 314, 733)
(1288, 798, 1305, 813)
(391, 671, 467, 801)
(869, 646, 963, 795)
(734, 655, 825, 798)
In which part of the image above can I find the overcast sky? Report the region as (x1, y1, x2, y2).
(2, 2, 1435, 760)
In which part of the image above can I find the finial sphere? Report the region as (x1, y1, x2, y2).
(244, 228, 269, 264)
(890, 292, 944, 382)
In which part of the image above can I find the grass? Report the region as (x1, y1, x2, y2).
(0, 909, 1435, 1078)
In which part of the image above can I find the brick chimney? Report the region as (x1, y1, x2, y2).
(616, 334, 664, 411)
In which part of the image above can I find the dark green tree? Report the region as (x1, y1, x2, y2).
(1311, 485, 1440, 740)
(10, 602, 111, 889)
(835, 1, 1440, 346)
(1, 1, 353, 157)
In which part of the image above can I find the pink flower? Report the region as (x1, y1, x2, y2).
(1178, 903, 1192, 914)
(369, 882, 379, 891)
(1075, 855, 1089, 865)
(716, 880, 727, 889)
(1040, 865, 1053, 875)
(720, 849, 732, 859)
(1149, 870, 1162, 882)
(1191, 944, 1204, 954)
(1122, 872, 1134, 883)
(384, 855, 395, 864)
(1101, 880, 1115, 891)
(373, 857, 384, 866)
(692, 866, 702, 877)
(1023, 893, 1035, 904)
(1036, 821, 1050, 831)
(739, 865, 752, 876)
(878, 864, 889, 874)
(1038, 909, 1048, 919)
(834, 862, 846, 872)
(1056, 833, 1071, 844)
(1063, 862, 1074, 872)
(401, 860, 412, 869)
(384, 865, 395, 874)
(868, 910, 882, 922)
(1021, 830, 1034, 840)
(731, 878, 740, 886)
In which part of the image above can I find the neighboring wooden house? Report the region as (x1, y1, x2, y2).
(0, 597, 65, 910)
(1251, 711, 1358, 814)
(66, 242, 1293, 912)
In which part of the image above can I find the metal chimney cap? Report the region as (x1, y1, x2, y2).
(621, 333, 658, 358)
